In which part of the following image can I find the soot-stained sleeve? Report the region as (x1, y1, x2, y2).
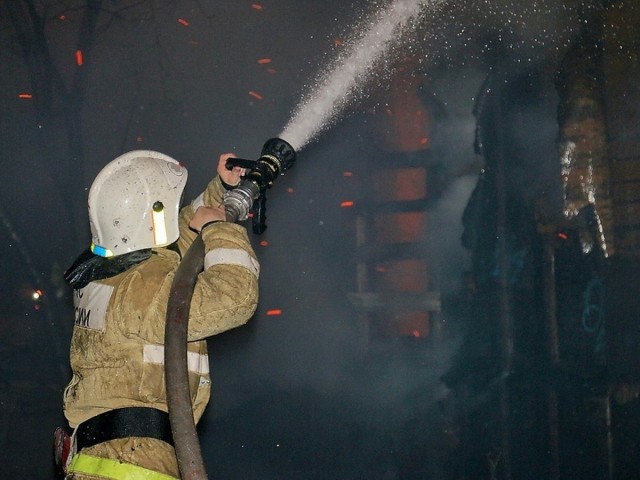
(186, 221, 259, 341)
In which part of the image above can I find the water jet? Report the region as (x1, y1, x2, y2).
(280, 0, 444, 152)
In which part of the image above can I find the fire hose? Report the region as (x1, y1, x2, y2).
(164, 138, 296, 479)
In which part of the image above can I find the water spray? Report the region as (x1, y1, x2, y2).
(280, 0, 442, 151)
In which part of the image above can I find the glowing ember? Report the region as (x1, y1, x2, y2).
(248, 91, 264, 100)
(259, 240, 269, 247)
(18, 93, 33, 99)
(75, 50, 83, 66)
(340, 201, 354, 208)
(251, 3, 263, 10)
(177, 18, 189, 26)
(257, 58, 272, 64)
(266, 309, 282, 316)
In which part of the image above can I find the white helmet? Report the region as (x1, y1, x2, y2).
(88, 150, 188, 257)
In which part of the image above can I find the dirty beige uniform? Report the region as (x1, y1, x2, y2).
(64, 176, 259, 479)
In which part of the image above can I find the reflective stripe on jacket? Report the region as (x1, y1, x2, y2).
(67, 453, 178, 480)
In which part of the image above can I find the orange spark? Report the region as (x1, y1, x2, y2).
(178, 18, 189, 26)
(251, 3, 263, 10)
(266, 309, 282, 316)
(419, 137, 429, 145)
(340, 201, 354, 208)
(75, 50, 83, 66)
(342, 171, 353, 177)
(412, 330, 421, 338)
(287, 187, 294, 193)
(18, 93, 33, 99)
(259, 240, 269, 247)
(557, 232, 568, 240)
(257, 58, 272, 64)
(248, 91, 264, 100)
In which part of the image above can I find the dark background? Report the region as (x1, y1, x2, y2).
(2, 1, 637, 479)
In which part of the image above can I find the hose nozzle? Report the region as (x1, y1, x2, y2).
(245, 137, 296, 188)
(224, 138, 296, 231)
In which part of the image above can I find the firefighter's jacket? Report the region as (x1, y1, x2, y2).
(63, 175, 259, 428)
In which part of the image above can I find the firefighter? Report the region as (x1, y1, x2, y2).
(57, 151, 259, 479)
